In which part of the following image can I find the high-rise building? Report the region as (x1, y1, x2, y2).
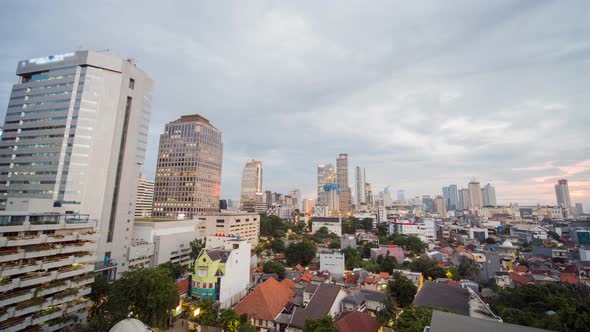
(365, 182, 373, 207)
(481, 183, 497, 206)
(576, 203, 584, 216)
(555, 179, 572, 208)
(317, 164, 335, 205)
(135, 172, 155, 218)
(337, 154, 351, 214)
(458, 188, 471, 210)
(382, 186, 392, 207)
(152, 114, 223, 219)
(442, 187, 450, 210)
(397, 190, 406, 202)
(324, 183, 340, 216)
(355, 166, 366, 205)
(289, 188, 302, 210)
(0, 51, 153, 277)
(435, 195, 446, 216)
(468, 180, 482, 209)
(240, 160, 263, 212)
(448, 185, 458, 211)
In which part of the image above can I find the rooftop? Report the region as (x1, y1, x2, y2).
(429, 310, 552, 332)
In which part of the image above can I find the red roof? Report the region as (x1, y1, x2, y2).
(177, 278, 189, 295)
(511, 265, 528, 274)
(380, 272, 390, 279)
(281, 278, 298, 288)
(295, 264, 305, 272)
(509, 272, 533, 285)
(235, 278, 295, 321)
(365, 276, 378, 284)
(298, 271, 313, 283)
(335, 311, 380, 332)
(559, 272, 579, 285)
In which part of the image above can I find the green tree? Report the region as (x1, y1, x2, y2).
(285, 240, 317, 266)
(89, 274, 111, 315)
(238, 313, 256, 332)
(263, 261, 286, 278)
(193, 297, 218, 327)
(190, 238, 206, 260)
(376, 293, 397, 327)
(157, 261, 187, 279)
(219, 309, 240, 332)
(107, 268, 179, 328)
(387, 272, 418, 308)
(446, 267, 461, 281)
(361, 218, 374, 231)
(270, 238, 286, 253)
(342, 247, 362, 269)
(393, 305, 433, 332)
(458, 259, 480, 280)
(409, 256, 445, 280)
(304, 315, 338, 332)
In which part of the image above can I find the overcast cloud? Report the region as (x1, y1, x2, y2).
(0, 0, 589, 207)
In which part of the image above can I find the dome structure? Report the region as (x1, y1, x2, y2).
(109, 318, 152, 332)
(501, 240, 514, 248)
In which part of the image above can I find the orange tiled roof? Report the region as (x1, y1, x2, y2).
(295, 264, 305, 272)
(379, 272, 390, 279)
(511, 265, 528, 274)
(559, 272, 579, 285)
(235, 278, 295, 321)
(281, 278, 298, 288)
(509, 272, 533, 285)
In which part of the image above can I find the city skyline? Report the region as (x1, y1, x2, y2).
(0, 2, 589, 207)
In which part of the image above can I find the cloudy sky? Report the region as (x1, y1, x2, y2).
(1, 1, 589, 207)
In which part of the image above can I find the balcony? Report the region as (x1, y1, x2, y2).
(1, 260, 41, 277)
(0, 317, 30, 332)
(56, 264, 93, 279)
(50, 287, 85, 305)
(5, 235, 43, 246)
(46, 233, 77, 243)
(69, 274, 94, 288)
(14, 297, 44, 317)
(24, 245, 60, 259)
(41, 255, 74, 270)
(65, 298, 91, 314)
(19, 272, 54, 288)
(77, 231, 98, 241)
(60, 242, 96, 254)
(0, 249, 24, 263)
(0, 277, 19, 292)
(73, 253, 96, 264)
(0, 289, 34, 307)
(31, 307, 63, 325)
(36, 279, 68, 297)
(42, 316, 76, 332)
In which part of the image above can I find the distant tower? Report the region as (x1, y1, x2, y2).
(555, 179, 571, 208)
(337, 154, 351, 214)
(468, 180, 482, 209)
(135, 173, 155, 218)
(481, 183, 497, 206)
(240, 160, 263, 212)
(397, 190, 406, 202)
(317, 164, 336, 205)
(355, 166, 366, 205)
(448, 185, 458, 211)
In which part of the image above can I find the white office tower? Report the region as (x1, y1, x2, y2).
(481, 183, 497, 207)
(135, 172, 155, 218)
(554, 179, 572, 209)
(355, 166, 365, 205)
(468, 180, 482, 209)
(0, 51, 153, 279)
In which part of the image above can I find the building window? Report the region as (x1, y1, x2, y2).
(129, 78, 135, 89)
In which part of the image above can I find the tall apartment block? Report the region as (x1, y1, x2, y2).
(239, 160, 264, 213)
(555, 179, 571, 209)
(355, 166, 365, 206)
(468, 180, 482, 209)
(336, 154, 351, 215)
(152, 115, 223, 219)
(0, 213, 97, 331)
(135, 173, 154, 218)
(481, 183, 497, 207)
(0, 51, 153, 281)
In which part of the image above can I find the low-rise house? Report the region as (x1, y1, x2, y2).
(287, 284, 347, 332)
(369, 245, 405, 263)
(428, 310, 553, 332)
(334, 311, 380, 332)
(510, 224, 548, 244)
(495, 271, 512, 288)
(235, 278, 296, 331)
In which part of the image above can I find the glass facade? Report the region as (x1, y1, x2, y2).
(152, 115, 223, 218)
